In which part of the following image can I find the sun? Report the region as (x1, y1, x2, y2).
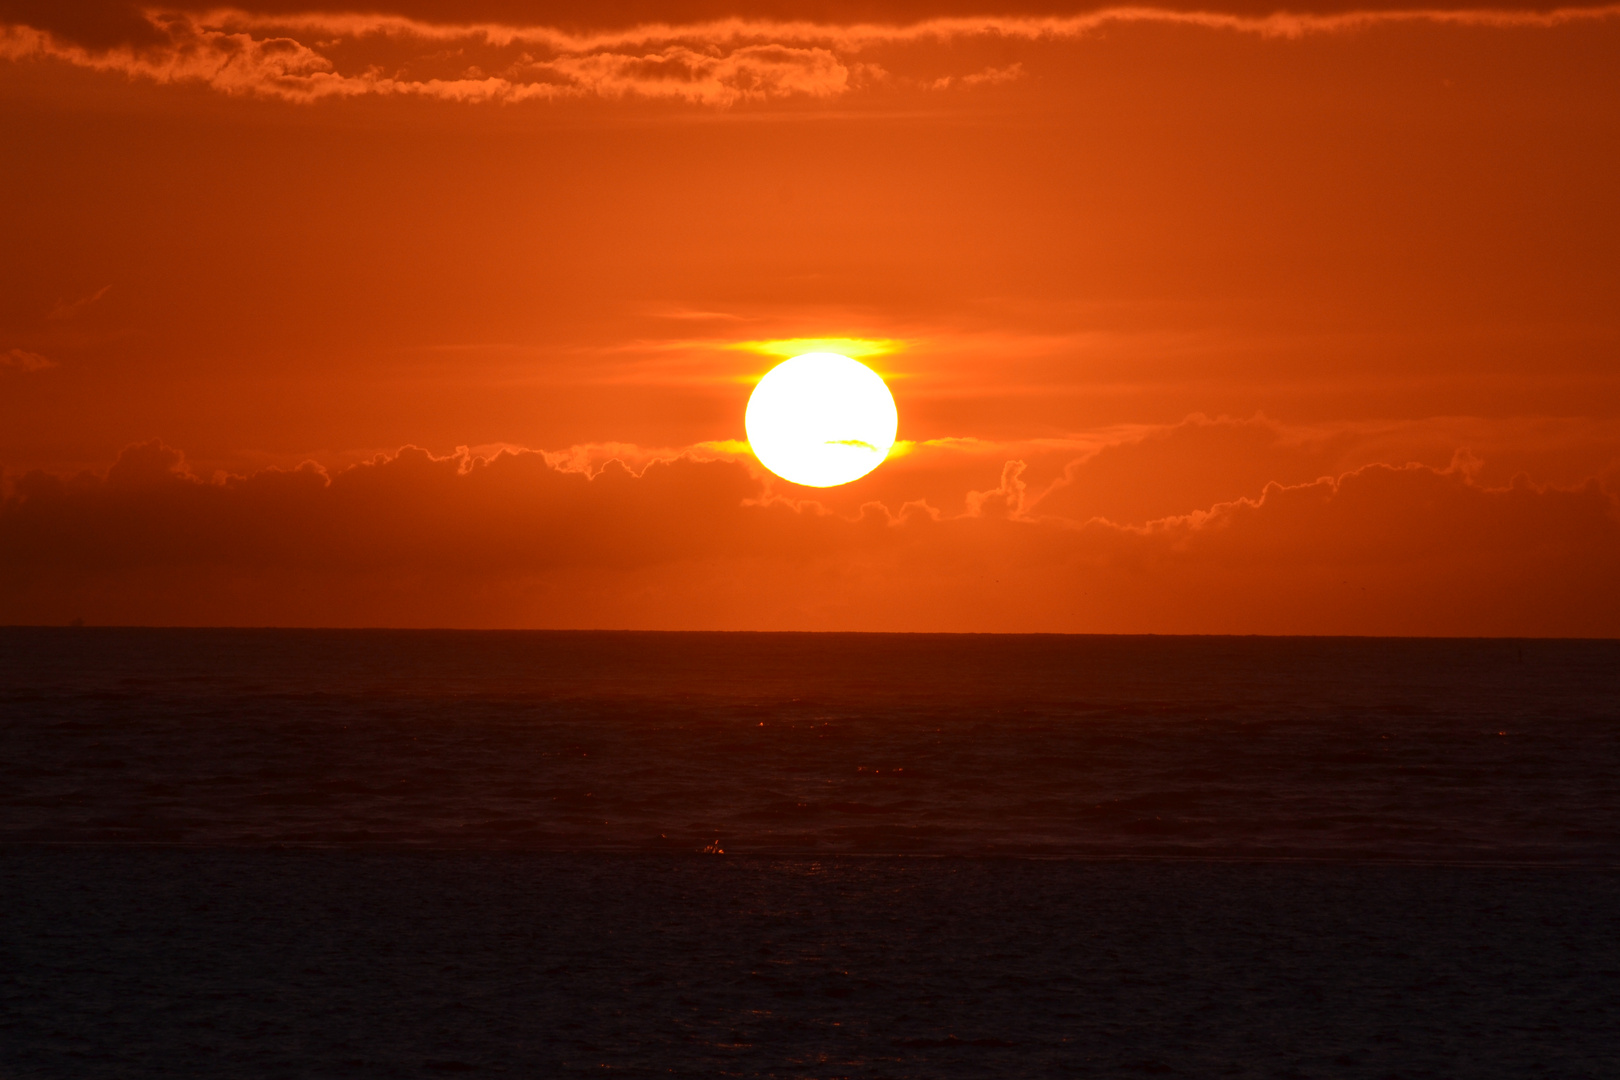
(745, 353, 898, 487)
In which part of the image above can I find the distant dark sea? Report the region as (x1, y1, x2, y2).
(2, 629, 1616, 1077)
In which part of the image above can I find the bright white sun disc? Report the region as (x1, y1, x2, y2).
(745, 352, 898, 487)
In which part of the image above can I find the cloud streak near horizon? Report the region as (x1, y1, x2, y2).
(4, 433, 1616, 634)
(3, 4, 1618, 104)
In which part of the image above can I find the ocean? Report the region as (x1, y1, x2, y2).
(1, 629, 1616, 1077)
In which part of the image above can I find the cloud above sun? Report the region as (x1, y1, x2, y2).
(3, 4, 1618, 105)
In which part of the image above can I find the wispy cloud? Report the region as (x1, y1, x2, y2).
(198, 5, 1620, 50)
(0, 13, 853, 105)
(3, 5, 1617, 105)
(1, 348, 55, 371)
(46, 285, 111, 321)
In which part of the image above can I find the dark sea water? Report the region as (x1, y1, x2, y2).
(1, 629, 1617, 1077)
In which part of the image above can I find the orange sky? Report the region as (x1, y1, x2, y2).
(2, 0, 1618, 632)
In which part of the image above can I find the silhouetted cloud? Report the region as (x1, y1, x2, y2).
(0, 0, 164, 49)
(3, 439, 1615, 633)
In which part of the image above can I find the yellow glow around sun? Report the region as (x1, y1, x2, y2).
(745, 353, 898, 487)
(731, 337, 903, 361)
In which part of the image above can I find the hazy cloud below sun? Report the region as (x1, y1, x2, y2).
(3, 425, 1617, 633)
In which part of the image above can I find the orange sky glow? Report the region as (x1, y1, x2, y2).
(2, 0, 1617, 633)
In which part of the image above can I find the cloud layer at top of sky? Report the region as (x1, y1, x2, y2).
(3, 2, 1618, 103)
